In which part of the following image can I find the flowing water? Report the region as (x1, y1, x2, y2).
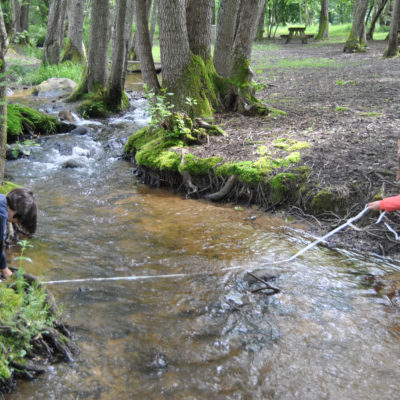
(4, 93, 400, 400)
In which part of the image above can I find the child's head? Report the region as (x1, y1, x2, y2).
(6, 188, 37, 235)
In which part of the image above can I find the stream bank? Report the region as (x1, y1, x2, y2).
(124, 39, 400, 259)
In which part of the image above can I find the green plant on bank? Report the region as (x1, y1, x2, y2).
(360, 111, 381, 117)
(0, 240, 57, 381)
(7, 139, 39, 158)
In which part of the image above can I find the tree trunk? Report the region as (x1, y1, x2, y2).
(384, 0, 400, 56)
(214, 0, 241, 78)
(255, 0, 267, 41)
(186, 0, 212, 59)
(13, 0, 21, 32)
(159, 0, 190, 89)
(0, 3, 7, 182)
(305, 0, 309, 26)
(343, 0, 370, 52)
(226, 0, 267, 114)
(149, 0, 158, 46)
(299, 2, 303, 24)
(19, 0, 29, 32)
(42, 0, 68, 64)
(315, 0, 329, 40)
(367, 0, 389, 40)
(62, 0, 87, 62)
(86, 0, 110, 92)
(135, 0, 160, 91)
(108, 0, 134, 109)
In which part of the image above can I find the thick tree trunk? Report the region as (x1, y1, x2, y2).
(343, 0, 369, 52)
(367, 0, 389, 39)
(108, 0, 134, 108)
(214, 0, 241, 78)
(0, 3, 7, 182)
(159, 0, 190, 88)
(135, 0, 160, 91)
(42, 0, 68, 64)
(13, 0, 21, 32)
(186, 0, 212, 60)
(86, 0, 110, 91)
(62, 0, 87, 62)
(384, 0, 400, 56)
(315, 0, 329, 40)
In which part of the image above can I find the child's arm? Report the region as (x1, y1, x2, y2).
(368, 194, 400, 212)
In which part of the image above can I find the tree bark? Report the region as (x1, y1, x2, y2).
(186, 0, 212, 60)
(214, 0, 241, 78)
(315, 0, 329, 40)
(158, 0, 190, 88)
(149, 0, 158, 46)
(19, 0, 29, 32)
(367, 0, 389, 39)
(226, 0, 266, 113)
(135, 0, 160, 91)
(86, 0, 110, 91)
(0, 3, 7, 182)
(42, 0, 68, 64)
(255, 0, 267, 41)
(343, 0, 369, 52)
(62, 0, 87, 62)
(384, 0, 400, 56)
(108, 0, 134, 107)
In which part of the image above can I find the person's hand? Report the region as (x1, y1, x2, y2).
(2, 267, 13, 280)
(368, 201, 381, 211)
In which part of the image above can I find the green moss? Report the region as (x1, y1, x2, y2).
(216, 161, 262, 185)
(167, 54, 221, 117)
(179, 153, 223, 176)
(310, 186, 350, 214)
(273, 138, 311, 152)
(269, 172, 299, 203)
(7, 104, 59, 140)
(61, 38, 86, 63)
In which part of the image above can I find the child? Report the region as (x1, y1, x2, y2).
(368, 195, 400, 212)
(0, 188, 37, 279)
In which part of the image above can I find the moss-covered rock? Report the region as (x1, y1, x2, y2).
(7, 104, 59, 141)
(310, 185, 350, 214)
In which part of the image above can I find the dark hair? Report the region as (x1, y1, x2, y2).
(6, 188, 37, 235)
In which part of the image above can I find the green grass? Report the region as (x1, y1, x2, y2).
(255, 56, 346, 70)
(21, 61, 85, 86)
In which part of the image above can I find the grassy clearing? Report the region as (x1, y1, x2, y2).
(255, 56, 347, 70)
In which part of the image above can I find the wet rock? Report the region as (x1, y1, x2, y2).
(70, 126, 88, 135)
(58, 110, 77, 122)
(150, 352, 168, 370)
(61, 158, 86, 169)
(34, 78, 77, 99)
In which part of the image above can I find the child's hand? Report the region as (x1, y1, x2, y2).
(368, 201, 381, 211)
(1, 267, 12, 280)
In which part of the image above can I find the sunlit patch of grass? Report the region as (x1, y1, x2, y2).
(21, 61, 85, 86)
(335, 106, 350, 112)
(255, 56, 346, 70)
(360, 111, 381, 117)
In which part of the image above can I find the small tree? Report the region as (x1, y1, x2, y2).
(343, 0, 369, 52)
(315, 0, 329, 40)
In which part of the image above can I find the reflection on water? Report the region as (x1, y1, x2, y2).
(4, 97, 400, 400)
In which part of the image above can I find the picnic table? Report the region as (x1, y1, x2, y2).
(282, 27, 311, 44)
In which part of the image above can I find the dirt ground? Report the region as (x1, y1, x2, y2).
(192, 39, 400, 258)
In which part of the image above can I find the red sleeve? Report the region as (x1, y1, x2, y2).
(380, 195, 400, 212)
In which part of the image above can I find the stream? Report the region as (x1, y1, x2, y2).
(4, 85, 400, 399)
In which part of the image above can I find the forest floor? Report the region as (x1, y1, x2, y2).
(191, 39, 400, 259)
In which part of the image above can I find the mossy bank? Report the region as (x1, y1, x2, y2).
(123, 112, 360, 216)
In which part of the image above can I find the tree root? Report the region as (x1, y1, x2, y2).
(205, 175, 236, 201)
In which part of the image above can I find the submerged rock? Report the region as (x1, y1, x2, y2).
(61, 158, 86, 169)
